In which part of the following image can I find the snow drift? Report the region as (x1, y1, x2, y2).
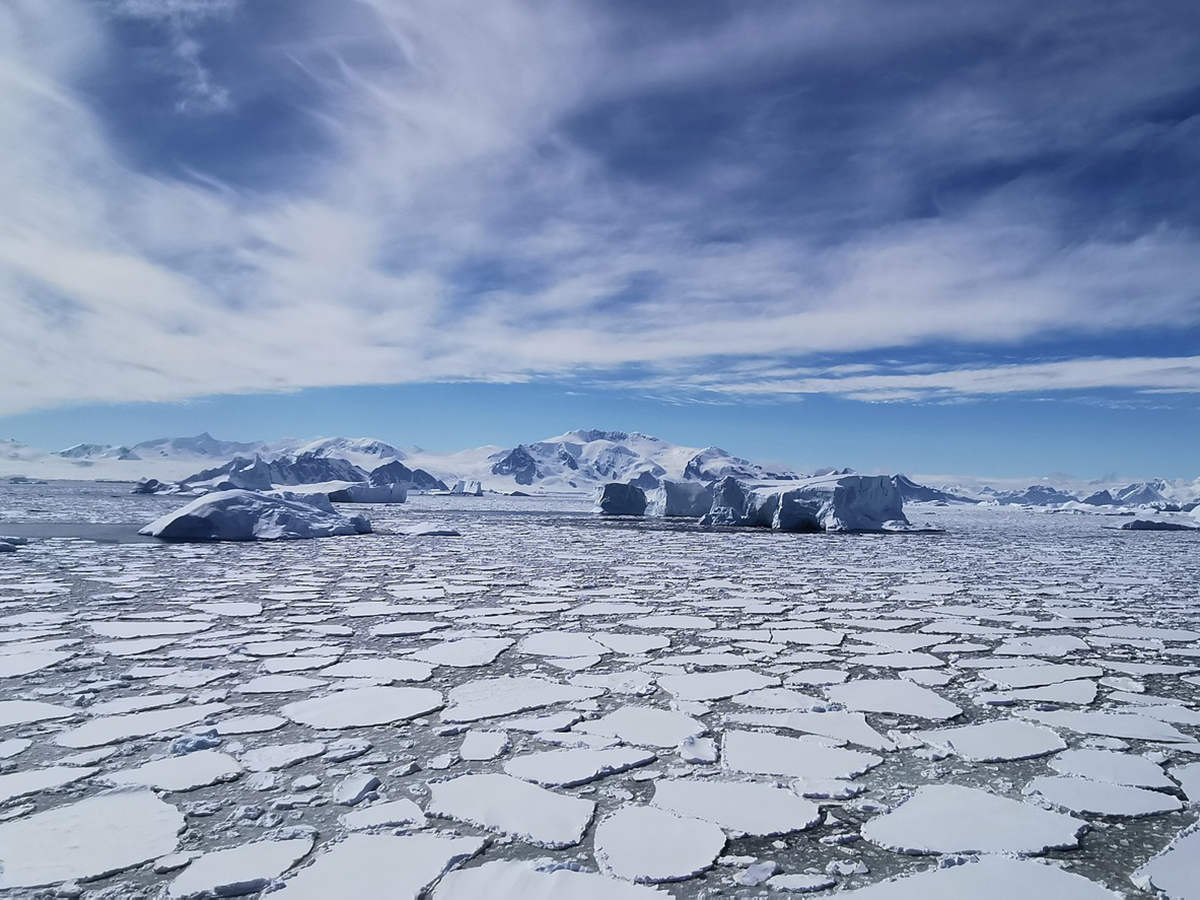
(139, 490, 372, 542)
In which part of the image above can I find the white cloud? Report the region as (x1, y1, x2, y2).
(1, 0, 1199, 417)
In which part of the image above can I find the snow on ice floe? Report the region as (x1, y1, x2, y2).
(1021, 710, 1195, 742)
(575, 706, 706, 748)
(0, 698, 75, 726)
(427, 773, 595, 848)
(1050, 749, 1176, 788)
(657, 670, 778, 701)
(722, 730, 883, 779)
(979, 663, 1104, 689)
(916, 719, 1066, 761)
(0, 765, 97, 803)
(140, 490, 371, 541)
(1026, 775, 1182, 816)
(340, 798, 427, 830)
(726, 710, 896, 751)
(54, 702, 229, 748)
(459, 729, 511, 760)
(168, 836, 314, 899)
(409, 637, 514, 667)
(862, 784, 1087, 855)
(1133, 823, 1200, 899)
(435, 858, 669, 898)
(104, 749, 242, 792)
(594, 805, 726, 883)
(0, 789, 184, 887)
(282, 686, 443, 728)
(277, 833, 486, 899)
(826, 679, 962, 720)
(239, 742, 326, 772)
(440, 676, 603, 723)
(651, 779, 822, 836)
(504, 747, 656, 787)
(843, 856, 1121, 899)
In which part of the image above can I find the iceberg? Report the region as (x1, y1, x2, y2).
(645, 480, 713, 518)
(448, 480, 483, 496)
(139, 490, 372, 542)
(595, 483, 647, 516)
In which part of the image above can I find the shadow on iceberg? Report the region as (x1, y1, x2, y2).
(139, 490, 372, 542)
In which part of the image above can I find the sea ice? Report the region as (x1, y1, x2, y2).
(1132, 824, 1200, 898)
(105, 750, 242, 792)
(434, 858, 669, 898)
(1026, 776, 1182, 816)
(861, 784, 1087, 855)
(281, 686, 443, 728)
(916, 719, 1066, 761)
(651, 779, 822, 836)
(427, 773, 595, 848)
(826, 679, 962, 720)
(0, 790, 184, 887)
(168, 837, 314, 898)
(1050, 749, 1176, 789)
(575, 706, 706, 747)
(441, 676, 603, 723)
(504, 747, 656, 786)
(594, 805, 726, 883)
(722, 730, 882, 779)
(843, 855, 1121, 898)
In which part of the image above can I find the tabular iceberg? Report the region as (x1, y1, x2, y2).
(139, 490, 372, 542)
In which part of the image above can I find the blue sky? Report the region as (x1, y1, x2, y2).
(1, 0, 1198, 478)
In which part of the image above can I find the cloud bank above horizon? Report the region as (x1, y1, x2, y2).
(3, 0, 1199, 417)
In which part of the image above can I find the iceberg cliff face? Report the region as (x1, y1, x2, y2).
(139, 490, 372, 542)
(601, 474, 910, 533)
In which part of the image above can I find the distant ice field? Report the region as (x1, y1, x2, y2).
(0, 484, 1197, 897)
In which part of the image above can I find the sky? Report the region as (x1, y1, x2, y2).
(1, 0, 1198, 478)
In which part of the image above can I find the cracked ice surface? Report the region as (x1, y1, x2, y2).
(0, 490, 1199, 896)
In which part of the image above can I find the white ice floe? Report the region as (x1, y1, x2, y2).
(140, 490, 372, 541)
(843, 855, 1121, 898)
(0, 790, 184, 888)
(281, 686, 443, 728)
(1172, 760, 1200, 801)
(504, 747, 656, 787)
(916, 719, 1066, 761)
(725, 711, 896, 751)
(434, 858, 669, 898)
(215, 714, 288, 735)
(341, 798, 427, 830)
(459, 730, 510, 760)
(722, 730, 883, 779)
(168, 836, 314, 899)
(980, 663, 1103, 689)
(0, 698, 74, 727)
(277, 833, 486, 899)
(575, 706, 706, 748)
(651, 779, 822, 836)
(441, 676, 603, 723)
(427, 773, 595, 848)
(519, 632, 610, 658)
(0, 650, 73, 678)
(731, 687, 824, 711)
(0, 765, 97, 803)
(1026, 776, 1182, 816)
(105, 749, 242, 792)
(236, 674, 327, 694)
(410, 638, 514, 667)
(320, 658, 433, 683)
(595, 805, 726, 883)
(1132, 823, 1200, 898)
(861, 784, 1087, 855)
(657, 670, 778, 701)
(1021, 710, 1193, 742)
(826, 679, 962, 720)
(1050, 749, 1176, 789)
(54, 702, 229, 749)
(239, 742, 326, 772)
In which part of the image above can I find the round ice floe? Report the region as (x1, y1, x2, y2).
(434, 858, 670, 898)
(1026, 776, 1182, 817)
(409, 638, 515, 668)
(651, 779, 821, 836)
(104, 750, 242, 792)
(282, 686, 443, 728)
(427, 773, 595, 848)
(574, 706, 706, 748)
(861, 784, 1087, 855)
(0, 790, 184, 888)
(826, 679, 962, 720)
(503, 747, 656, 787)
(276, 833, 487, 899)
(842, 855, 1120, 898)
(168, 837, 314, 899)
(595, 806, 726, 883)
(916, 719, 1066, 762)
(722, 730, 882, 780)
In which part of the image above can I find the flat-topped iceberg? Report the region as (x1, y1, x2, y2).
(140, 490, 372, 542)
(593, 474, 910, 532)
(271, 481, 408, 504)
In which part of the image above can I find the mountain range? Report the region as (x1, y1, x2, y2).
(1, 431, 1197, 506)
